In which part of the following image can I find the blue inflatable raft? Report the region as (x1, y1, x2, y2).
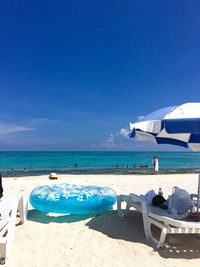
(29, 183, 116, 214)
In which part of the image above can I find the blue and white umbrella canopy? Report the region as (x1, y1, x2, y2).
(130, 103, 200, 152)
(130, 102, 200, 211)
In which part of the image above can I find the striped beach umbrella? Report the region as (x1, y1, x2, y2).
(130, 102, 200, 210)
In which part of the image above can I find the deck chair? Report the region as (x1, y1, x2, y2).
(0, 196, 28, 264)
(117, 193, 200, 248)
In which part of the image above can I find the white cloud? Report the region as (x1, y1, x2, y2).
(100, 133, 123, 149)
(0, 122, 34, 135)
(119, 128, 129, 138)
(137, 115, 144, 120)
(107, 133, 115, 142)
(99, 125, 131, 149)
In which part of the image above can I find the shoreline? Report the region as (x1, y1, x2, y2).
(1, 167, 199, 178)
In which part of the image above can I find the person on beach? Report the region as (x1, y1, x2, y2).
(152, 156, 159, 174)
(0, 174, 3, 199)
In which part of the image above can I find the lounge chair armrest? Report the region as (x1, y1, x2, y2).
(127, 193, 143, 203)
(117, 193, 148, 217)
(129, 192, 148, 205)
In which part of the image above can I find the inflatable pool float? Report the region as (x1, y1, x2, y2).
(29, 184, 116, 214)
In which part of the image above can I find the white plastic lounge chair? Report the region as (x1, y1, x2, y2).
(0, 196, 27, 264)
(117, 193, 200, 248)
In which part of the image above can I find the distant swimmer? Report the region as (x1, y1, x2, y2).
(24, 168, 28, 173)
(139, 163, 147, 169)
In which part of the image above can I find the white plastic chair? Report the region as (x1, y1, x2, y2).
(0, 196, 28, 264)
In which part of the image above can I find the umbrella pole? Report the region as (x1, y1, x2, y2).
(197, 170, 200, 213)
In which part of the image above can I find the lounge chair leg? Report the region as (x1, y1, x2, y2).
(117, 195, 123, 217)
(142, 215, 151, 240)
(0, 243, 6, 265)
(157, 228, 167, 248)
(0, 258, 5, 265)
(117, 195, 128, 217)
(17, 196, 28, 224)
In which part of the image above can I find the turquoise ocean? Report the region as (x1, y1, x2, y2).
(0, 151, 200, 177)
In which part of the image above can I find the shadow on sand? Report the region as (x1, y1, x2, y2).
(27, 209, 94, 224)
(86, 210, 200, 259)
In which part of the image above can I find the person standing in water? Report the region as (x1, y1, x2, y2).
(152, 156, 159, 174)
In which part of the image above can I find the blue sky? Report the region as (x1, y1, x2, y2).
(0, 1, 200, 151)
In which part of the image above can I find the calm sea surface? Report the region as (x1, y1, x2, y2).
(0, 151, 200, 177)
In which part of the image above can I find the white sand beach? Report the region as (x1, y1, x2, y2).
(3, 173, 200, 267)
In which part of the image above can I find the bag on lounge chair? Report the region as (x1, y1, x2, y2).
(152, 195, 167, 207)
(168, 186, 193, 215)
